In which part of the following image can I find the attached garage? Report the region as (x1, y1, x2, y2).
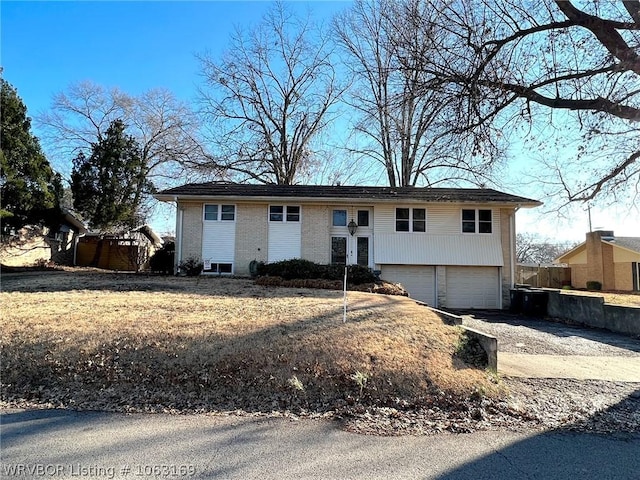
(380, 265, 436, 305)
(446, 266, 500, 309)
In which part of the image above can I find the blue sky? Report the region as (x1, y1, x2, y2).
(2, 1, 638, 240)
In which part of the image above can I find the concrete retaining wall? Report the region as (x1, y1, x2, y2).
(425, 305, 497, 372)
(547, 290, 640, 336)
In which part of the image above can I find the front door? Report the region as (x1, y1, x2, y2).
(330, 235, 371, 266)
(330, 207, 373, 267)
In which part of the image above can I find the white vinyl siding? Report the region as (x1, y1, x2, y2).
(374, 204, 499, 235)
(446, 266, 500, 309)
(375, 234, 503, 266)
(268, 221, 302, 262)
(380, 265, 436, 305)
(202, 221, 236, 273)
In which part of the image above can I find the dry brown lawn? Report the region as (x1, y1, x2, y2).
(560, 289, 640, 307)
(1, 271, 497, 414)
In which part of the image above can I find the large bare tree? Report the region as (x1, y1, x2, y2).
(334, 0, 500, 188)
(197, 2, 342, 185)
(412, 0, 640, 207)
(37, 81, 203, 189)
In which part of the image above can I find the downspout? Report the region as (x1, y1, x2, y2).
(510, 206, 520, 288)
(174, 196, 183, 273)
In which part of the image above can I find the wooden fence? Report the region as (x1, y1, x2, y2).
(76, 237, 149, 271)
(516, 265, 571, 288)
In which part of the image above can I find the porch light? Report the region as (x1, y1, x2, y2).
(348, 220, 358, 236)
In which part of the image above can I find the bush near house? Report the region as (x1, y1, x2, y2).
(178, 257, 204, 276)
(586, 280, 603, 291)
(256, 259, 376, 285)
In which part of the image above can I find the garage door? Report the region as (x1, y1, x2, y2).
(380, 265, 436, 305)
(446, 266, 500, 309)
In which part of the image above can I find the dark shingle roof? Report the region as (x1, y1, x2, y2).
(156, 182, 541, 206)
(605, 237, 640, 254)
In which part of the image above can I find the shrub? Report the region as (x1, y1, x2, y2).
(586, 280, 602, 291)
(260, 258, 321, 280)
(345, 264, 377, 284)
(256, 259, 376, 285)
(178, 257, 203, 276)
(149, 242, 175, 274)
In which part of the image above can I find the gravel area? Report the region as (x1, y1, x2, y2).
(438, 311, 640, 436)
(460, 311, 640, 357)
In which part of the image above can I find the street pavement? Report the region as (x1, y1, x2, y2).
(1, 408, 639, 479)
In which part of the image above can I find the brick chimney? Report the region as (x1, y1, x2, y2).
(585, 231, 615, 289)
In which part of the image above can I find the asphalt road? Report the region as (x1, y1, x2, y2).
(2, 408, 639, 480)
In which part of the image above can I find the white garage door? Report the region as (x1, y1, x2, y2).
(446, 267, 500, 309)
(380, 265, 436, 305)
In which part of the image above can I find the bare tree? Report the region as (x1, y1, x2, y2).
(37, 81, 204, 190)
(334, 0, 500, 188)
(197, 2, 343, 185)
(415, 0, 640, 207)
(516, 232, 577, 265)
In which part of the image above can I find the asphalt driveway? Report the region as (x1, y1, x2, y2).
(458, 311, 640, 381)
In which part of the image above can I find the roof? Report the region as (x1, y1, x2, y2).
(603, 237, 640, 254)
(60, 208, 88, 234)
(556, 235, 640, 262)
(132, 225, 163, 246)
(155, 183, 541, 206)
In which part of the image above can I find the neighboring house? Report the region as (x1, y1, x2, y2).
(155, 183, 541, 309)
(0, 209, 88, 267)
(556, 231, 640, 291)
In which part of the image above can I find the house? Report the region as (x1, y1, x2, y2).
(556, 231, 640, 291)
(154, 183, 541, 309)
(0, 209, 88, 267)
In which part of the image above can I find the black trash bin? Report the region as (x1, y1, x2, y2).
(522, 289, 548, 316)
(509, 289, 524, 313)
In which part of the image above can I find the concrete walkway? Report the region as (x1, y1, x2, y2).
(498, 353, 640, 382)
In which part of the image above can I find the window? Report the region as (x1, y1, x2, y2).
(357, 237, 369, 266)
(331, 236, 347, 264)
(204, 204, 218, 221)
(204, 262, 233, 274)
(395, 208, 426, 232)
(413, 208, 426, 232)
(357, 210, 369, 227)
(269, 205, 284, 222)
(332, 209, 347, 227)
(396, 208, 410, 232)
(221, 205, 235, 221)
(462, 209, 492, 233)
(269, 205, 300, 222)
(286, 206, 300, 222)
(204, 204, 235, 221)
(462, 209, 476, 233)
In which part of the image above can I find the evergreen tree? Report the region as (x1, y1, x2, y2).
(71, 119, 154, 231)
(1, 79, 62, 231)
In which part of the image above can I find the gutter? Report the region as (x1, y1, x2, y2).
(153, 193, 542, 209)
